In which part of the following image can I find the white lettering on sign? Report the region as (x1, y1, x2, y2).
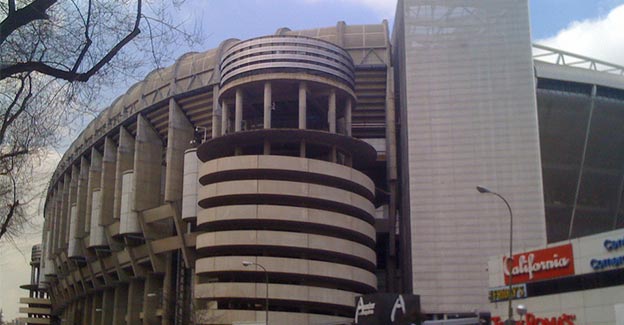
(504, 253, 570, 280)
(354, 296, 375, 323)
(390, 295, 406, 322)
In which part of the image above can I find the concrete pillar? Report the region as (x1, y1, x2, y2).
(50, 189, 59, 253)
(55, 187, 63, 253)
(142, 273, 161, 325)
(114, 127, 135, 221)
(212, 85, 221, 138)
(101, 288, 114, 324)
(299, 82, 307, 129)
(92, 292, 102, 325)
(345, 98, 352, 136)
(66, 300, 75, 324)
(82, 294, 93, 324)
(67, 166, 78, 244)
(221, 101, 229, 135)
(182, 149, 199, 221)
(264, 82, 272, 129)
(235, 88, 243, 132)
(59, 174, 70, 249)
(133, 115, 163, 212)
(328, 89, 336, 133)
(89, 189, 107, 248)
(112, 284, 129, 325)
(165, 98, 194, 202)
(76, 157, 89, 239)
(68, 203, 80, 258)
(86, 149, 103, 235)
(127, 279, 144, 324)
(162, 253, 173, 325)
(101, 137, 117, 226)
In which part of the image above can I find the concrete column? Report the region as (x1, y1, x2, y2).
(142, 273, 161, 325)
(114, 127, 135, 221)
(162, 253, 173, 325)
(212, 85, 221, 138)
(50, 189, 58, 253)
(53, 191, 63, 256)
(101, 137, 117, 226)
(328, 89, 336, 133)
(235, 88, 243, 132)
(59, 174, 70, 249)
(127, 279, 144, 324)
(68, 203, 80, 258)
(221, 101, 229, 135)
(86, 149, 103, 235)
(76, 157, 89, 239)
(112, 284, 129, 325)
(298, 82, 307, 129)
(133, 115, 163, 212)
(345, 98, 352, 136)
(92, 292, 102, 325)
(83, 295, 92, 324)
(264, 82, 272, 129)
(101, 288, 114, 324)
(67, 166, 78, 245)
(165, 98, 194, 202)
(66, 300, 75, 324)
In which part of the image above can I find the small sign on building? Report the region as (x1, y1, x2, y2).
(354, 293, 421, 324)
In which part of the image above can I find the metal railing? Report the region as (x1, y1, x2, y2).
(533, 43, 624, 76)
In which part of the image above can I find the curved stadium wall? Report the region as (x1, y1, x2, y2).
(38, 23, 392, 325)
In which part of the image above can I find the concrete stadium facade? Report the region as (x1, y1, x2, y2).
(28, 0, 624, 324)
(36, 23, 392, 325)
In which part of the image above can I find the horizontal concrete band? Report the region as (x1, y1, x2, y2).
(195, 282, 357, 309)
(195, 229, 376, 266)
(197, 218, 375, 249)
(199, 154, 375, 196)
(198, 179, 374, 215)
(195, 255, 377, 289)
(220, 35, 355, 87)
(194, 308, 351, 325)
(196, 204, 375, 245)
(218, 71, 356, 100)
(222, 36, 353, 70)
(196, 130, 378, 168)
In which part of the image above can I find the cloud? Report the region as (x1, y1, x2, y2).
(302, 0, 398, 18)
(537, 4, 624, 66)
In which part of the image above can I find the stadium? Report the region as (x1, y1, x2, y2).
(19, 0, 624, 324)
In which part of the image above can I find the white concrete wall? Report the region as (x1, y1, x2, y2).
(397, 0, 546, 313)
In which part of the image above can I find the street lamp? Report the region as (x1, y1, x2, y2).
(242, 261, 269, 325)
(516, 304, 528, 323)
(476, 185, 514, 325)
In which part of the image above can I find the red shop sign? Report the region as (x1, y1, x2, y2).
(504, 244, 575, 284)
(492, 313, 576, 325)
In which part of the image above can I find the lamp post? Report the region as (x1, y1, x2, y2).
(516, 304, 528, 323)
(242, 261, 269, 325)
(476, 185, 514, 325)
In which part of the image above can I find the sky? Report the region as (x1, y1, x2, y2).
(2, 0, 624, 321)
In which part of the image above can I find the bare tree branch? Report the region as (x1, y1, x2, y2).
(0, 176, 19, 240)
(1, 0, 142, 83)
(71, 0, 93, 73)
(0, 0, 57, 45)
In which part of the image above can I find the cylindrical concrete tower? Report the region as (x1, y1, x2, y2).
(192, 35, 378, 324)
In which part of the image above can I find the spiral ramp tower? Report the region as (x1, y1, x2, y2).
(17, 244, 52, 324)
(191, 35, 378, 324)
